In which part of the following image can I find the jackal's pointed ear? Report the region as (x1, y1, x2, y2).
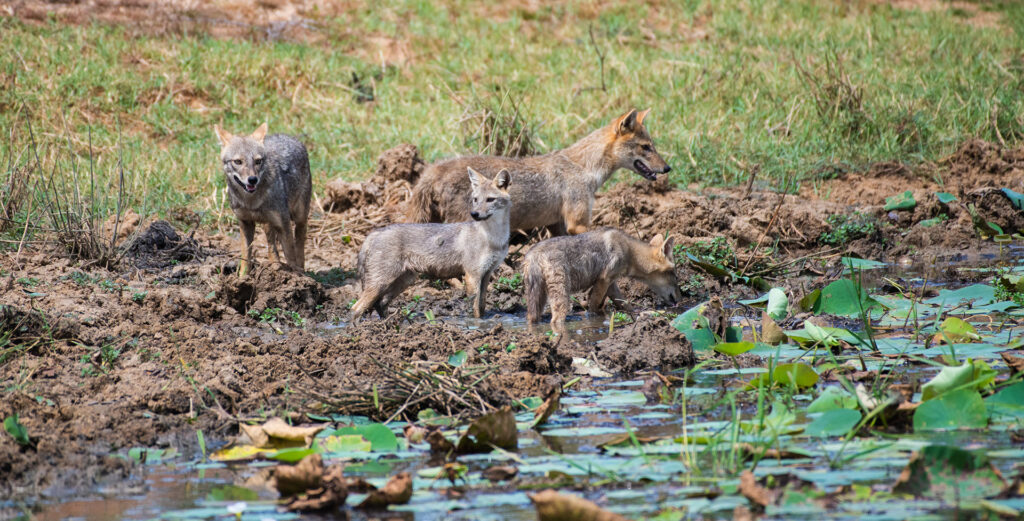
(662, 236, 675, 260)
(493, 169, 511, 190)
(636, 108, 651, 127)
(616, 109, 639, 135)
(214, 124, 234, 147)
(467, 167, 484, 190)
(250, 122, 268, 144)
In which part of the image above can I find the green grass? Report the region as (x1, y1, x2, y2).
(2, 0, 1023, 228)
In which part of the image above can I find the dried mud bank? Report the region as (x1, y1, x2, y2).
(2, 140, 1023, 501)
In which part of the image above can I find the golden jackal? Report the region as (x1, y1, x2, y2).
(524, 228, 682, 334)
(214, 123, 312, 274)
(407, 109, 670, 235)
(353, 168, 513, 320)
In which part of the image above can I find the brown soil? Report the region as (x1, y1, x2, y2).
(2, 139, 1023, 502)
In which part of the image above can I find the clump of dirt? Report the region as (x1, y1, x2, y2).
(599, 314, 696, 373)
(322, 179, 381, 213)
(124, 220, 204, 269)
(373, 143, 425, 185)
(219, 265, 326, 315)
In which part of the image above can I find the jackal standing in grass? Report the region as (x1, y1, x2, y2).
(353, 168, 513, 320)
(214, 123, 312, 274)
(407, 109, 670, 236)
(524, 228, 682, 335)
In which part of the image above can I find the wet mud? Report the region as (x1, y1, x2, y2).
(2, 140, 1023, 502)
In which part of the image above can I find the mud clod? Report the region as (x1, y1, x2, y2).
(598, 314, 696, 373)
(220, 267, 325, 315)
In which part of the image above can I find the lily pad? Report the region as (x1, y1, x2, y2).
(807, 386, 859, 413)
(749, 362, 819, 389)
(924, 284, 996, 307)
(913, 389, 989, 431)
(985, 381, 1024, 418)
(804, 409, 861, 438)
(713, 341, 756, 356)
(328, 423, 399, 452)
(935, 317, 981, 344)
(814, 279, 880, 317)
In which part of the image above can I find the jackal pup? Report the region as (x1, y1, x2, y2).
(353, 168, 512, 320)
(408, 108, 670, 235)
(214, 123, 312, 273)
(524, 228, 682, 334)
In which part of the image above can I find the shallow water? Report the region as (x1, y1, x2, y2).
(18, 253, 1024, 521)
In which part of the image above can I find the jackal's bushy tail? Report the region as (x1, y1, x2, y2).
(524, 256, 546, 324)
(405, 179, 435, 223)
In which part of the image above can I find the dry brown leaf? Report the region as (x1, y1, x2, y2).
(1001, 352, 1024, 375)
(456, 406, 517, 454)
(528, 489, 629, 521)
(275, 453, 324, 497)
(532, 377, 562, 427)
(238, 422, 271, 448)
(426, 427, 455, 455)
(738, 470, 777, 508)
(403, 424, 428, 444)
(482, 464, 518, 483)
(261, 417, 325, 447)
(357, 471, 413, 509)
(283, 464, 349, 512)
(761, 311, 787, 345)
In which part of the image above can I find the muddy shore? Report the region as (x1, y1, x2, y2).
(2, 139, 1023, 502)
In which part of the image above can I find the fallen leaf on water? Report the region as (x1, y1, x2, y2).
(403, 424, 428, 444)
(1001, 352, 1024, 375)
(739, 470, 777, 508)
(482, 464, 518, 483)
(893, 445, 1005, 503)
(283, 463, 348, 512)
(761, 311, 787, 345)
(528, 489, 629, 521)
(261, 417, 325, 446)
(532, 376, 562, 428)
(456, 406, 517, 454)
(425, 426, 455, 455)
(274, 453, 323, 496)
(572, 357, 613, 377)
(357, 471, 413, 509)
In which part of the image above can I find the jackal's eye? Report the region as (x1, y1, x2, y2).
(253, 157, 263, 166)
(641, 144, 653, 152)
(486, 197, 495, 203)
(232, 159, 243, 166)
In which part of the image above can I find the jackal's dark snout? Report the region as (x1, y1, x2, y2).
(470, 211, 487, 221)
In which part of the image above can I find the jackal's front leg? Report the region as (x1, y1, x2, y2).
(587, 278, 612, 314)
(606, 283, 634, 313)
(466, 271, 490, 318)
(238, 220, 256, 278)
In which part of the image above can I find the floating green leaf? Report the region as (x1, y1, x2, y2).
(985, 381, 1024, 418)
(670, 302, 716, 351)
(893, 445, 1005, 503)
(320, 434, 372, 453)
(841, 257, 887, 270)
(798, 289, 821, 312)
(814, 279, 880, 317)
(749, 362, 819, 389)
(330, 423, 399, 452)
(805, 409, 861, 437)
(936, 192, 958, 204)
(925, 284, 996, 306)
(807, 386, 859, 413)
(913, 389, 989, 431)
(713, 341, 755, 356)
(921, 362, 974, 401)
(936, 317, 981, 343)
(884, 190, 916, 211)
(3, 414, 29, 446)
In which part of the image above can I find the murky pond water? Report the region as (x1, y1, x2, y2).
(18, 255, 1024, 520)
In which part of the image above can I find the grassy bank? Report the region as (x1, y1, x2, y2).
(2, 0, 1023, 228)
